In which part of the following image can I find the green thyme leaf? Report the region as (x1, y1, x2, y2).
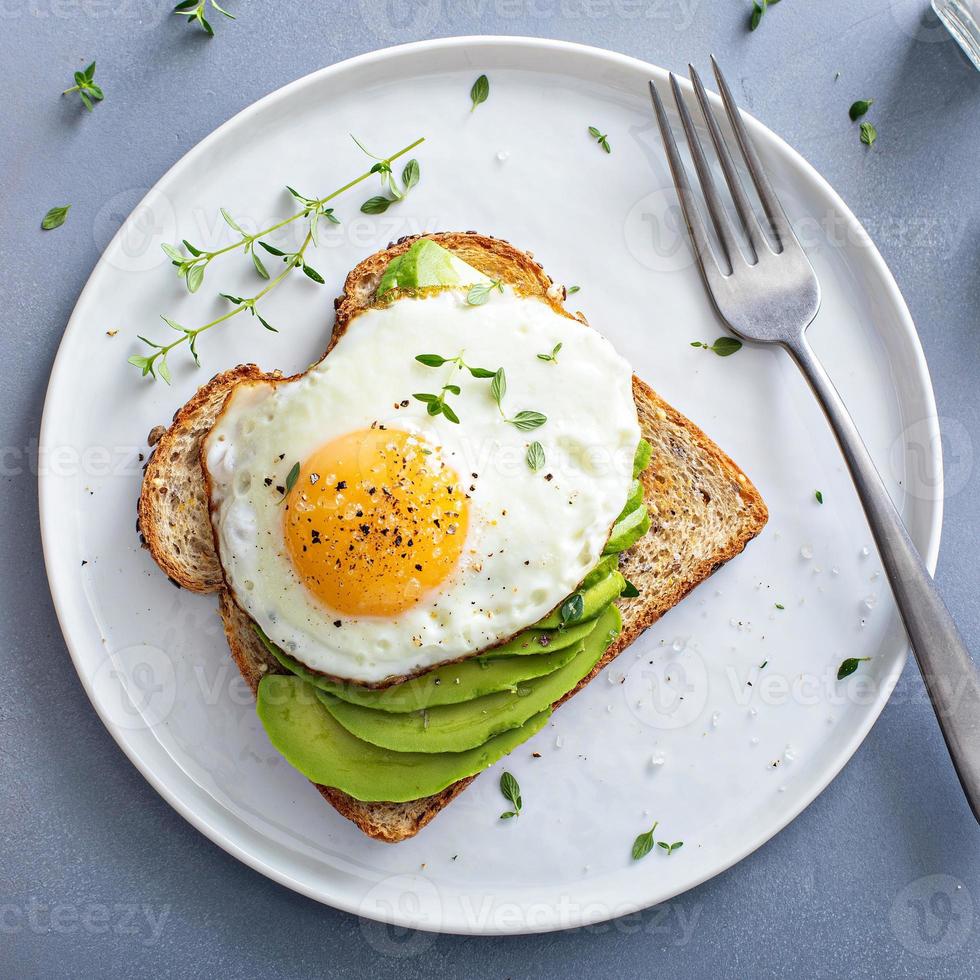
(173, 0, 234, 36)
(621, 580, 640, 598)
(490, 368, 506, 407)
(560, 593, 584, 626)
(416, 354, 448, 367)
(186, 264, 205, 294)
(282, 462, 300, 500)
(849, 99, 874, 121)
(466, 279, 503, 306)
(468, 366, 496, 379)
(860, 122, 878, 147)
(693, 337, 742, 357)
(588, 126, 611, 153)
(499, 770, 522, 819)
(509, 410, 547, 431)
(41, 205, 71, 231)
(402, 158, 420, 190)
(658, 841, 684, 856)
(815, 490, 824, 504)
(566, 285, 580, 295)
(62, 61, 104, 111)
(837, 657, 870, 680)
(631, 822, 658, 861)
(360, 196, 391, 215)
(470, 74, 490, 111)
(302, 264, 325, 284)
(536, 343, 562, 363)
(251, 251, 269, 280)
(775, 603, 785, 610)
(441, 403, 460, 424)
(526, 441, 546, 472)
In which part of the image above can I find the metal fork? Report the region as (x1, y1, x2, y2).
(650, 58, 980, 823)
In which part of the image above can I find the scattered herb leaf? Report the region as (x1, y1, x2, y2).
(470, 74, 490, 111)
(750, 0, 781, 31)
(860, 121, 878, 147)
(621, 580, 640, 598)
(510, 411, 547, 431)
(466, 278, 504, 306)
(62, 61, 103, 111)
(173, 0, 234, 37)
(588, 125, 611, 153)
(691, 336, 743, 357)
(775, 603, 785, 610)
(499, 770, 521, 819)
(560, 593, 585, 626)
(658, 841, 684, 856)
(631, 822, 659, 861)
(536, 343, 562, 363)
(282, 461, 300, 502)
(837, 657, 870, 680)
(849, 99, 874, 121)
(526, 441, 546, 472)
(566, 285, 581, 295)
(41, 205, 71, 231)
(815, 490, 824, 504)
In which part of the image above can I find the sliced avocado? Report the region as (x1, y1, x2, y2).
(482, 618, 598, 658)
(262, 631, 580, 712)
(257, 674, 551, 803)
(603, 505, 651, 555)
(633, 438, 653, 477)
(375, 253, 405, 296)
(376, 239, 491, 297)
(614, 478, 644, 524)
(535, 568, 625, 629)
(319, 605, 622, 753)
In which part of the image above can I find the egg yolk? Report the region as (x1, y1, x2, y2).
(283, 428, 469, 618)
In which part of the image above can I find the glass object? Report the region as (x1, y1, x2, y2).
(933, 0, 980, 68)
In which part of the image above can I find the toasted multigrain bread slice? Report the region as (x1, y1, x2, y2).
(137, 232, 768, 843)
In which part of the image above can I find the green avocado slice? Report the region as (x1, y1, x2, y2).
(481, 617, 598, 658)
(260, 630, 580, 712)
(256, 674, 551, 803)
(613, 478, 645, 525)
(319, 605, 622, 753)
(633, 438, 653, 477)
(376, 239, 491, 296)
(535, 568, 625, 629)
(603, 506, 651, 555)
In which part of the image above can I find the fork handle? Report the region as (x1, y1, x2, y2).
(787, 334, 980, 823)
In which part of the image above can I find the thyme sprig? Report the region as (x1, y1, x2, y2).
(130, 228, 316, 382)
(160, 135, 423, 295)
(132, 136, 425, 381)
(354, 136, 421, 214)
(62, 61, 104, 111)
(173, 0, 234, 36)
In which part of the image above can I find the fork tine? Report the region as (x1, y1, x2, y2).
(668, 72, 743, 273)
(647, 79, 722, 282)
(687, 64, 771, 260)
(709, 55, 794, 250)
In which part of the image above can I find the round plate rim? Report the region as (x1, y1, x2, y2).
(38, 35, 943, 935)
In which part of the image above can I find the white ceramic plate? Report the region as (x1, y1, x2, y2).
(40, 37, 942, 935)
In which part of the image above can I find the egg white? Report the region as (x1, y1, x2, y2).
(204, 288, 640, 684)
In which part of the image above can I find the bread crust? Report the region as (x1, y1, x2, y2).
(138, 232, 768, 843)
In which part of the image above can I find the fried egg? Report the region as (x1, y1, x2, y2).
(204, 288, 639, 684)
